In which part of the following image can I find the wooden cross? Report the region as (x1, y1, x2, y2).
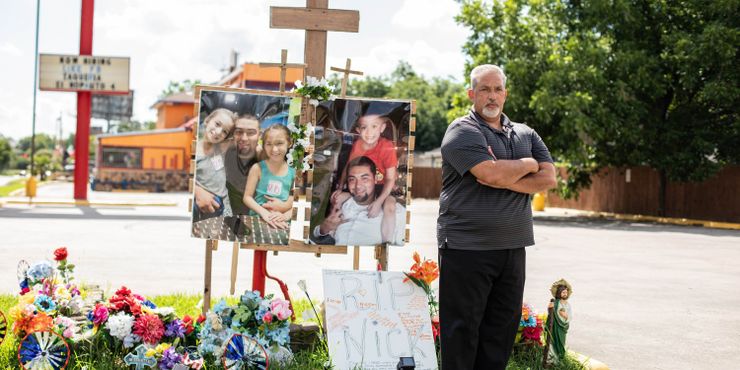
(259, 49, 307, 93)
(331, 58, 364, 97)
(270, 0, 360, 79)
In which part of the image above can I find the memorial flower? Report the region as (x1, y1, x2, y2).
(404, 251, 441, 362)
(133, 313, 165, 345)
(199, 290, 293, 358)
(53, 247, 68, 261)
(105, 312, 135, 340)
(34, 295, 57, 314)
(27, 260, 53, 283)
(164, 319, 186, 339)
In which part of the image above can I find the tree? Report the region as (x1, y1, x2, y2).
(160, 79, 202, 98)
(0, 136, 13, 171)
(16, 133, 56, 154)
(455, 0, 739, 213)
(116, 120, 156, 133)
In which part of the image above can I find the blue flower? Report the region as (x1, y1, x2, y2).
(142, 300, 157, 309)
(27, 261, 53, 282)
(213, 299, 229, 315)
(34, 295, 57, 313)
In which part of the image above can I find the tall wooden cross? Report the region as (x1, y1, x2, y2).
(331, 58, 364, 97)
(270, 0, 360, 79)
(259, 49, 307, 93)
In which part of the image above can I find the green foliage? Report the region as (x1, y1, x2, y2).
(16, 133, 55, 153)
(0, 136, 13, 171)
(333, 61, 465, 152)
(455, 0, 740, 200)
(115, 120, 156, 133)
(160, 79, 202, 98)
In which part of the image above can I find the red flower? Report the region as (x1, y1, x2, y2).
(133, 314, 164, 345)
(115, 286, 132, 296)
(182, 315, 195, 335)
(196, 314, 206, 324)
(53, 247, 68, 261)
(109, 286, 142, 316)
(431, 315, 440, 339)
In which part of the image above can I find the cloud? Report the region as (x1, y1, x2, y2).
(0, 42, 22, 57)
(391, 0, 459, 29)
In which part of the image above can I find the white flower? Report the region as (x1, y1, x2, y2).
(153, 307, 175, 317)
(105, 312, 135, 340)
(306, 76, 320, 87)
(297, 280, 307, 292)
(298, 137, 311, 149)
(305, 122, 314, 134)
(294, 80, 303, 88)
(287, 121, 299, 133)
(302, 157, 311, 171)
(309, 99, 319, 106)
(329, 94, 337, 101)
(320, 78, 330, 88)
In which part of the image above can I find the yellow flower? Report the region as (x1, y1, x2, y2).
(145, 348, 157, 357)
(20, 293, 35, 305)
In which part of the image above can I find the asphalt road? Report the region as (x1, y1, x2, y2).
(1, 182, 738, 369)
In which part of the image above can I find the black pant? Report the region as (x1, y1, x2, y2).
(439, 247, 526, 370)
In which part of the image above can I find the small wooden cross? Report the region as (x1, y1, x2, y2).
(259, 49, 307, 93)
(330, 58, 364, 97)
(270, 0, 360, 78)
(123, 344, 157, 370)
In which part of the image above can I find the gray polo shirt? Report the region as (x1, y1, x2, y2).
(437, 110, 553, 250)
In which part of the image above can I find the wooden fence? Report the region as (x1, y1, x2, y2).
(411, 166, 740, 223)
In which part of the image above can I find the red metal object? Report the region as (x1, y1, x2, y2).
(252, 250, 296, 321)
(252, 250, 267, 294)
(73, 0, 95, 200)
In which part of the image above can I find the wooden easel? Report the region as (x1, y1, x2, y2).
(193, 1, 418, 314)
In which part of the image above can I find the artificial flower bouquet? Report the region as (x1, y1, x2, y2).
(85, 285, 205, 368)
(199, 290, 293, 362)
(9, 247, 85, 342)
(516, 302, 547, 345)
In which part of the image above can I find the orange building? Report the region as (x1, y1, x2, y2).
(93, 62, 304, 192)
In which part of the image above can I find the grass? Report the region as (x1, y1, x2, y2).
(0, 179, 25, 197)
(0, 294, 587, 370)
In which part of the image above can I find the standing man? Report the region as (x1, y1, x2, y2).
(437, 64, 557, 369)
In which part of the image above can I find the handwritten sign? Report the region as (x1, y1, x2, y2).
(39, 53, 130, 94)
(323, 269, 437, 370)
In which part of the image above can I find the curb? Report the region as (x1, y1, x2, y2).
(582, 210, 740, 231)
(0, 199, 178, 207)
(570, 350, 610, 370)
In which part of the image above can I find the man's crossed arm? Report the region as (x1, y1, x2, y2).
(470, 158, 557, 194)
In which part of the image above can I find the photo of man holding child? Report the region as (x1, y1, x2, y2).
(309, 98, 411, 246)
(191, 88, 300, 245)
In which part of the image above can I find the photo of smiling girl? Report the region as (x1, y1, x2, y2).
(193, 108, 236, 221)
(243, 124, 296, 230)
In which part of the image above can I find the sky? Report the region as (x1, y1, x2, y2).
(0, 0, 470, 141)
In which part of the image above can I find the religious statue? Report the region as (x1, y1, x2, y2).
(545, 278, 572, 366)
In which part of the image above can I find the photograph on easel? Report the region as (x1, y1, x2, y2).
(191, 86, 302, 245)
(309, 98, 412, 246)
